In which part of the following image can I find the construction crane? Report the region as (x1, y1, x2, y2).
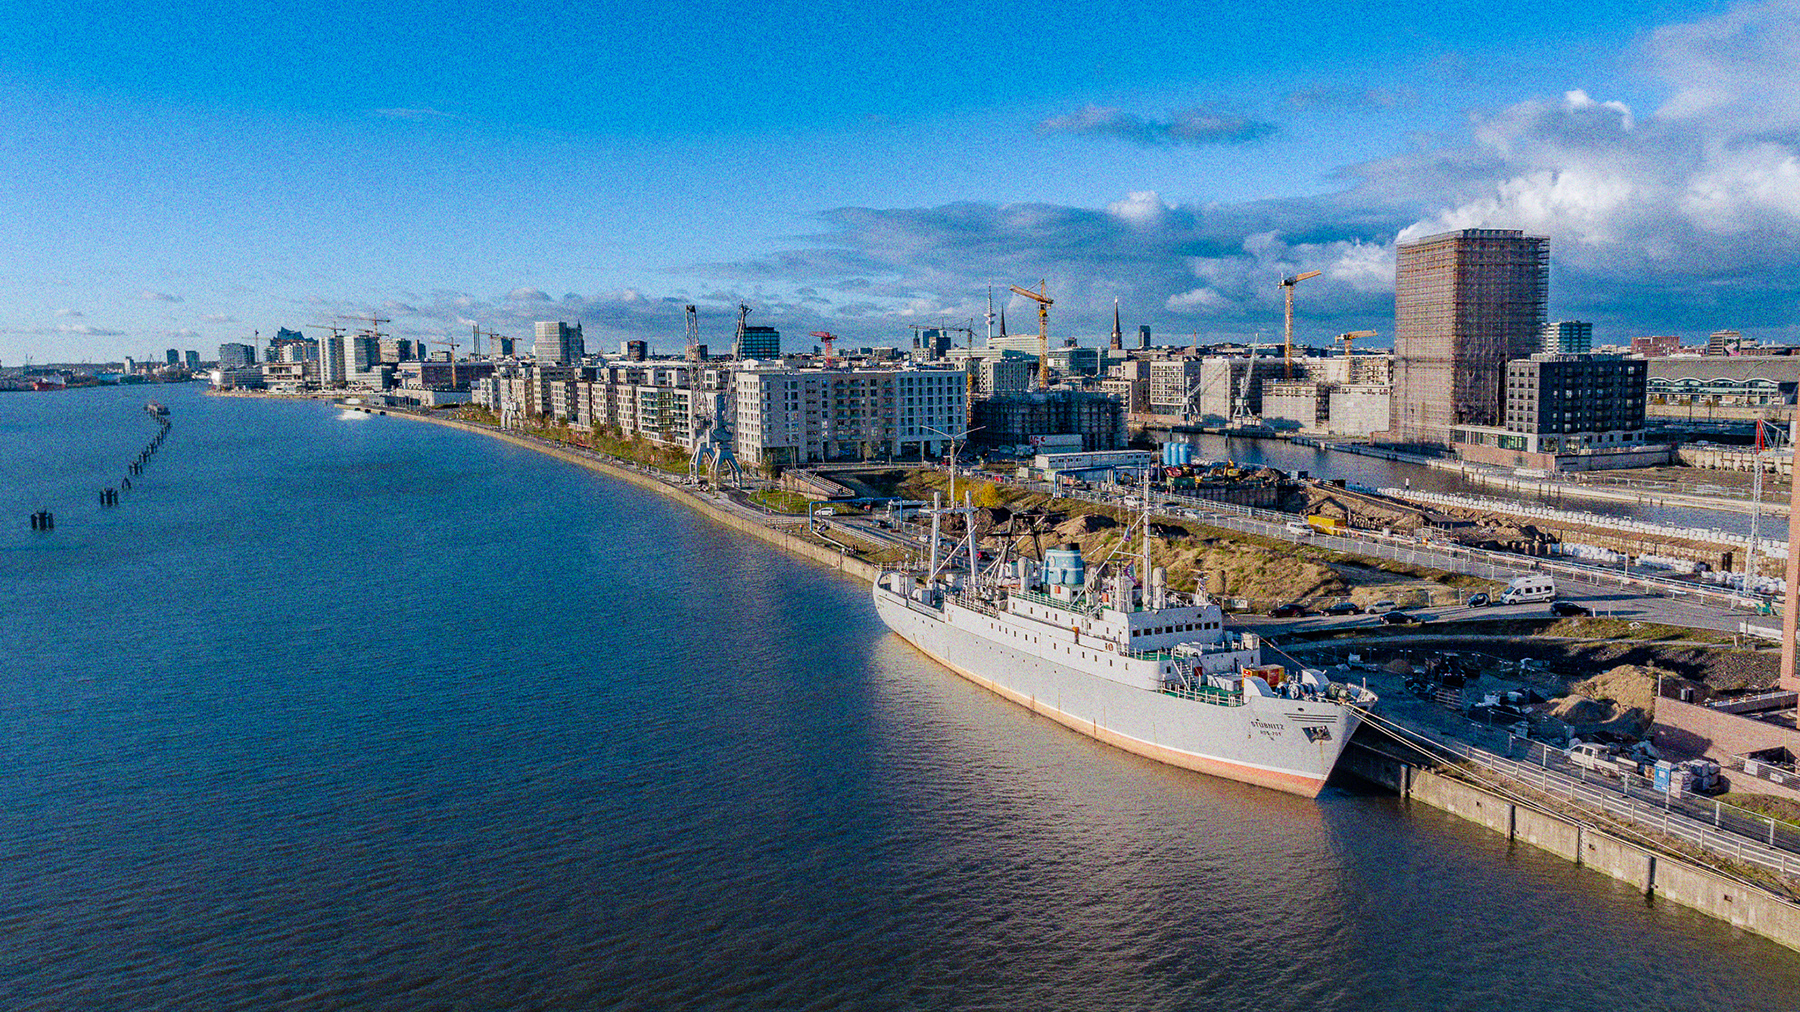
(429, 335, 462, 388)
(1277, 270, 1321, 379)
(339, 312, 392, 340)
(468, 324, 505, 358)
(1008, 281, 1054, 391)
(1337, 330, 1377, 357)
(810, 331, 839, 367)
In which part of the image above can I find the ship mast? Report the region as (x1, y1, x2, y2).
(1141, 467, 1152, 608)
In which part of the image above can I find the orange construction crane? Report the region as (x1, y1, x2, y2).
(1008, 281, 1054, 390)
(1277, 270, 1321, 379)
(810, 330, 838, 367)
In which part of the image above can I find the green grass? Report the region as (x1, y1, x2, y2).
(751, 489, 812, 514)
(1717, 792, 1800, 829)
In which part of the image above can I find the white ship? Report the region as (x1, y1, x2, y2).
(872, 491, 1376, 797)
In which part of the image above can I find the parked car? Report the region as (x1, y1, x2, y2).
(1551, 601, 1593, 617)
(1323, 600, 1361, 616)
(1366, 599, 1399, 614)
(1465, 592, 1491, 608)
(1283, 521, 1313, 537)
(1379, 610, 1419, 625)
(1269, 602, 1309, 618)
(815, 507, 836, 517)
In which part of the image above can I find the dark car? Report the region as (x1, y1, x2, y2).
(1323, 600, 1361, 616)
(1465, 592, 1490, 608)
(1269, 602, 1309, 618)
(1379, 610, 1420, 625)
(1551, 601, 1593, 617)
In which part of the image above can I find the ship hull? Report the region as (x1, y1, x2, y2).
(874, 583, 1364, 798)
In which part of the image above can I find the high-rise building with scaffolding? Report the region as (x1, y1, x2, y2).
(1389, 228, 1548, 447)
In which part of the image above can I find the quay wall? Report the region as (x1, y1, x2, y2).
(1345, 743, 1800, 951)
(375, 409, 882, 584)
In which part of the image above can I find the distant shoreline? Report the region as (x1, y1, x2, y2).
(361, 404, 883, 584)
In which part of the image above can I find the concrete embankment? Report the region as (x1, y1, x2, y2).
(1340, 743, 1800, 952)
(373, 409, 882, 584)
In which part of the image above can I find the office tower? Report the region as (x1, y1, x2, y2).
(1389, 228, 1549, 446)
(318, 332, 347, 386)
(218, 343, 255, 369)
(1544, 320, 1592, 354)
(535, 321, 584, 364)
(1138, 325, 1151, 350)
(348, 335, 380, 373)
(738, 326, 780, 359)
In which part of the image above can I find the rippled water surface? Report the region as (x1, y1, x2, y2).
(3, 385, 1798, 1011)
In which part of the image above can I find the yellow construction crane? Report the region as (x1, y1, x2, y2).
(430, 335, 462, 388)
(1008, 281, 1054, 391)
(1278, 270, 1321, 379)
(1337, 330, 1377, 357)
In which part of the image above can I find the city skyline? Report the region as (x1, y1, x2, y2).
(2, 0, 1795, 363)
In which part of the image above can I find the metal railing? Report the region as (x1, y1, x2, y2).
(1159, 685, 1245, 706)
(1725, 753, 1800, 792)
(1432, 734, 1800, 879)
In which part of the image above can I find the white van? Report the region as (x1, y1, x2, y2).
(1499, 575, 1556, 604)
(1284, 521, 1313, 537)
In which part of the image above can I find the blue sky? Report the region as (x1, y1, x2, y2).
(3, 0, 1796, 362)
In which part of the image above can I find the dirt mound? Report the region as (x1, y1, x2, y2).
(1054, 513, 1117, 538)
(1544, 693, 1610, 725)
(1544, 668, 1654, 736)
(1571, 665, 1658, 713)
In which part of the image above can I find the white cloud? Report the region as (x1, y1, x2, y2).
(55, 308, 83, 318)
(1166, 288, 1233, 314)
(1107, 191, 1172, 230)
(137, 290, 183, 302)
(507, 287, 551, 302)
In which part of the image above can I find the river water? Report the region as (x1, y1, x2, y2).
(4, 384, 1798, 1010)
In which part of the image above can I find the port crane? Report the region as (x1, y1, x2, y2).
(810, 331, 839, 367)
(686, 305, 701, 361)
(1278, 270, 1321, 379)
(732, 303, 751, 360)
(1008, 281, 1054, 391)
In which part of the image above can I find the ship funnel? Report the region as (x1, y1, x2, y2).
(1042, 548, 1085, 601)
